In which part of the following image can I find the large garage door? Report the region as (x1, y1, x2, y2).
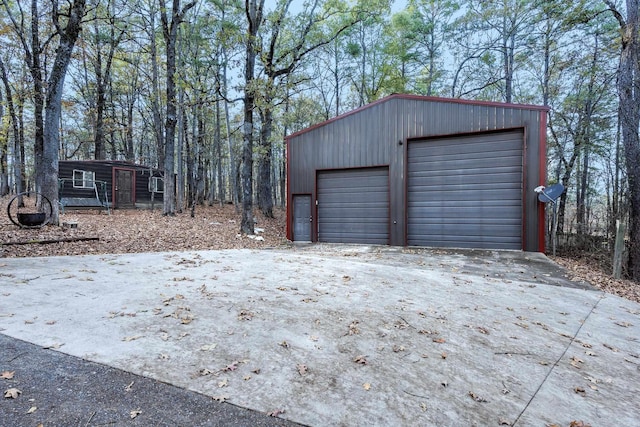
(318, 167, 389, 244)
(407, 131, 523, 249)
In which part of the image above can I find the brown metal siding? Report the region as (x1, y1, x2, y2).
(286, 94, 546, 251)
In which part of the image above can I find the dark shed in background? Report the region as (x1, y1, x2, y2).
(286, 94, 549, 252)
(59, 160, 164, 209)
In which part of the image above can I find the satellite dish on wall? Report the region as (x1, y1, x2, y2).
(535, 183, 565, 203)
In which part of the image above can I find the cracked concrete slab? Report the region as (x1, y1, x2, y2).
(0, 246, 637, 426)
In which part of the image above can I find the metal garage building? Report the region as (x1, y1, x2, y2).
(286, 94, 548, 252)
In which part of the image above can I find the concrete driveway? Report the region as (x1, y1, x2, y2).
(1, 245, 638, 426)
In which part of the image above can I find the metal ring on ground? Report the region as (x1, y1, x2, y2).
(7, 192, 53, 228)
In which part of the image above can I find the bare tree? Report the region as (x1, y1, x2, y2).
(0, 57, 23, 197)
(42, 0, 88, 224)
(160, 0, 196, 216)
(605, 0, 640, 280)
(240, 0, 264, 234)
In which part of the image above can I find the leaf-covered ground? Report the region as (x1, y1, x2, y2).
(553, 254, 640, 304)
(1, 196, 638, 304)
(1, 196, 287, 258)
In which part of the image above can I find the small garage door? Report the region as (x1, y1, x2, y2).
(407, 131, 523, 249)
(317, 167, 389, 244)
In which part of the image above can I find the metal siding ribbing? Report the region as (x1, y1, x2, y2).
(407, 131, 524, 249)
(318, 168, 389, 244)
(286, 94, 546, 250)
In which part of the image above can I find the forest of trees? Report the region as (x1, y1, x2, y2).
(0, 0, 638, 280)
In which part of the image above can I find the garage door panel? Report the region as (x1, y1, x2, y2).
(408, 131, 523, 249)
(408, 156, 522, 172)
(410, 147, 523, 163)
(318, 168, 389, 244)
(409, 181, 522, 194)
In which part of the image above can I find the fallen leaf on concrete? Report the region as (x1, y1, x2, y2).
(26, 406, 37, 414)
(297, 364, 308, 376)
(4, 388, 21, 398)
(363, 382, 371, 391)
(585, 350, 597, 356)
(574, 386, 586, 396)
(441, 352, 447, 359)
(348, 321, 360, 335)
(218, 379, 228, 388)
(130, 409, 142, 419)
(614, 321, 632, 327)
(225, 361, 240, 371)
(603, 343, 619, 352)
(420, 402, 427, 412)
(180, 315, 195, 324)
(200, 344, 217, 351)
(393, 345, 405, 352)
(42, 342, 64, 350)
(433, 338, 446, 344)
(237, 310, 254, 321)
(212, 395, 228, 402)
(279, 340, 290, 349)
(1, 371, 14, 380)
(267, 409, 286, 417)
(476, 326, 490, 334)
(570, 356, 583, 368)
(243, 375, 251, 381)
(125, 381, 134, 392)
(569, 420, 591, 427)
(353, 355, 368, 365)
(499, 418, 511, 426)
(45, 320, 56, 325)
(468, 391, 487, 402)
(122, 335, 143, 342)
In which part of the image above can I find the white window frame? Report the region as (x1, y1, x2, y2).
(72, 170, 95, 189)
(149, 176, 164, 193)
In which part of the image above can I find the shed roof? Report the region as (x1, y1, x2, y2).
(286, 93, 549, 141)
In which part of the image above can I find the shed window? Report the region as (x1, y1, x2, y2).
(149, 177, 164, 193)
(73, 170, 95, 189)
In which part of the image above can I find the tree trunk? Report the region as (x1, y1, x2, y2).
(42, 0, 87, 226)
(160, 0, 196, 216)
(149, 6, 165, 169)
(215, 94, 224, 204)
(240, 0, 265, 235)
(258, 104, 274, 218)
(0, 57, 23, 196)
(606, 0, 640, 280)
(0, 87, 6, 196)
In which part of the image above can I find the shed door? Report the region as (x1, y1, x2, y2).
(407, 131, 523, 249)
(293, 195, 312, 242)
(115, 169, 134, 208)
(317, 167, 389, 244)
